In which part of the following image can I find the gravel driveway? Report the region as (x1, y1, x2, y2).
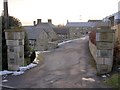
(2, 37, 109, 88)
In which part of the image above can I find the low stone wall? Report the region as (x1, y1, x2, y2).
(89, 40, 113, 74)
(89, 40, 97, 62)
(47, 41, 58, 50)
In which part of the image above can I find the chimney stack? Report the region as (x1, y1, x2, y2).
(4, 0, 9, 29)
(48, 19, 52, 24)
(37, 19, 41, 25)
(33, 21, 36, 26)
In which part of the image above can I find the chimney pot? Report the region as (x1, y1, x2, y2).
(37, 19, 41, 25)
(48, 19, 52, 24)
(33, 21, 36, 26)
(4, 0, 8, 2)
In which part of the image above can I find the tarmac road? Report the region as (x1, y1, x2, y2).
(2, 36, 109, 88)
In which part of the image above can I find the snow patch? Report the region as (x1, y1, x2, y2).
(58, 36, 88, 46)
(0, 70, 13, 76)
(106, 74, 110, 77)
(102, 75, 107, 78)
(58, 40, 74, 46)
(80, 37, 87, 40)
(36, 51, 51, 54)
(82, 77, 95, 82)
(12, 71, 24, 76)
(13, 63, 37, 76)
(0, 63, 37, 76)
(2, 80, 8, 83)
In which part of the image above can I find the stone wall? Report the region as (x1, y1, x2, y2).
(0, 17, 2, 70)
(111, 24, 120, 43)
(111, 24, 120, 65)
(69, 28, 82, 39)
(47, 41, 58, 50)
(89, 28, 115, 74)
(89, 40, 113, 74)
(5, 28, 24, 70)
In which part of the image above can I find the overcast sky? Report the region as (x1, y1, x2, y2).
(0, 0, 120, 25)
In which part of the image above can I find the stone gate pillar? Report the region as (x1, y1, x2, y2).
(5, 28, 24, 70)
(96, 28, 115, 74)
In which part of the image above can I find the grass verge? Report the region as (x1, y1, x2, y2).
(24, 58, 31, 66)
(104, 73, 120, 88)
(0, 65, 2, 70)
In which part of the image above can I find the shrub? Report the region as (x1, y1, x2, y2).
(113, 40, 120, 66)
(104, 74, 120, 88)
(89, 30, 96, 45)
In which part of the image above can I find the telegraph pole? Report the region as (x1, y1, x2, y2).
(3, 0, 9, 29)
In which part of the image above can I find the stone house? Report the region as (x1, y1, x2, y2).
(103, 11, 120, 43)
(104, 11, 120, 43)
(66, 22, 94, 39)
(104, 11, 120, 63)
(24, 19, 58, 51)
(36, 19, 57, 42)
(24, 26, 48, 51)
(53, 27, 70, 42)
(24, 26, 37, 49)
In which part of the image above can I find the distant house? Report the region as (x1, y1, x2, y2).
(24, 26, 48, 50)
(103, 11, 120, 65)
(53, 27, 70, 42)
(103, 11, 120, 42)
(24, 19, 58, 51)
(66, 22, 94, 39)
(24, 26, 37, 49)
(36, 19, 57, 42)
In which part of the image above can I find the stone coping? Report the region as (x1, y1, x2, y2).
(4, 28, 24, 32)
(96, 29, 115, 33)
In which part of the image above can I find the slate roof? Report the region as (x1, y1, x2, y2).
(66, 22, 96, 27)
(24, 26, 45, 40)
(53, 27, 70, 35)
(24, 23, 56, 40)
(103, 11, 120, 20)
(88, 20, 102, 22)
(36, 23, 56, 33)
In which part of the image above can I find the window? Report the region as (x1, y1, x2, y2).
(19, 52, 23, 58)
(9, 58, 14, 64)
(9, 47, 14, 52)
(19, 40, 23, 45)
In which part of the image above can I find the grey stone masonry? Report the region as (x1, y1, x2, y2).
(96, 28, 115, 74)
(5, 28, 25, 70)
(89, 27, 115, 74)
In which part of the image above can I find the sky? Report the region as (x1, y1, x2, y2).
(0, 0, 120, 26)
